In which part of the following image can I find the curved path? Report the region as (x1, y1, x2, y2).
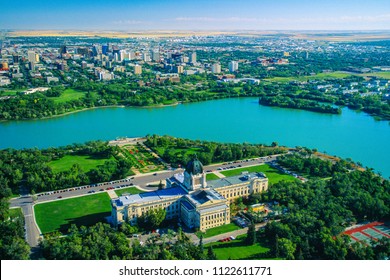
(9, 155, 281, 249)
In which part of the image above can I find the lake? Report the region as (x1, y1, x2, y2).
(1, 97, 389, 178)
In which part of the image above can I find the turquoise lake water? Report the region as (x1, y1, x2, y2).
(1, 97, 389, 178)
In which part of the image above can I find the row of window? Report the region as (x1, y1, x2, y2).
(202, 220, 225, 230)
(202, 212, 226, 222)
(139, 201, 179, 213)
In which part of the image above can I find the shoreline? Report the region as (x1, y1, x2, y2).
(0, 102, 180, 122)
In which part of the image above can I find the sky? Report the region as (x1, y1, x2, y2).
(1, 0, 390, 30)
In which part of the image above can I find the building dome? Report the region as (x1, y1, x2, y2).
(185, 157, 203, 175)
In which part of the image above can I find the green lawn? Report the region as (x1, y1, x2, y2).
(115, 187, 145, 197)
(48, 155, 113, 173)
(9, 208, 23, 219)
(220, 164, 297, 184)
(362, 72, 390, 79)
(206, 234, 271, 260)
(35, 192, 111, 234)
(265, 71, 352, 83)
(49, 88, 97, 104)
(197, 223, 240, 238)
(0, 89, 26, 96)
(206, 173, 220, 181)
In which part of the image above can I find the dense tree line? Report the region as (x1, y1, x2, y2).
(145, 135, 287, 166)
(0, 204, 30, 260)
(337, 94, 390, 120)
(40, 223, 212, 260)
(0, 176, 30, 259)
(0, 141, 131, 195)
(277, 152, 354, 178)
(1, 75, 389, 121)
(259, 95, 341, 115)
(261, 168, 390, 259)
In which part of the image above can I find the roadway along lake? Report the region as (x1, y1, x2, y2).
(1, 97, 389, 178)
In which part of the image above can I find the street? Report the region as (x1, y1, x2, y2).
(9, 154, 282, 248)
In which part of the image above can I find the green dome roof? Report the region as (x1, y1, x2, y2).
(185, 157, 203, 175)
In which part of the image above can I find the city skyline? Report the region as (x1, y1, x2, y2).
(2, 0, 390, 31)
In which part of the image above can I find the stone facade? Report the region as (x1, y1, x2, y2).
(111, 159, 268, 231)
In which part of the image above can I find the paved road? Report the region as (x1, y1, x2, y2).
(10, 196, 42, 248)
(9, 154, 282, 248)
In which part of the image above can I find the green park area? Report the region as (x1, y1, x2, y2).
(48, 154, 113, 173)
(220, 164, 297, 184)
(206, 234, 271, 260)
(0, 88, 27, 96)
(265, 71, 352, 83)
(206, 173, 220, 181)
(48, 88, 97, 104)
(120, 144, 164, 174)
(197, 223, 240, 238)
(9, 208, 23, 219)
(35, 192, 111, 234)
(115, 187, 145, 197)
(361, 72, 390, 79)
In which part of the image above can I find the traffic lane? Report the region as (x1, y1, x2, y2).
(11, 155, 281, 204)
(28, 170, 181, 203)
(10, 196, 33, 208)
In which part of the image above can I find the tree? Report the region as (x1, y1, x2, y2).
(278, 238, 296, 260)
(158, 180, 164, 190)
(207, 246, 217, 260)
(246, 223, 257, 245)
(137, 208, 166, 230)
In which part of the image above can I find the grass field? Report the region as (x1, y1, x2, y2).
(197, 223, 240, 238)
(48, 155, 113, 173)
(48, 88, 85, 104)
(35, 192, 111, 234)
(362, 72, 390, 79)
(265, 71, 352, 83)
(48, 88, 98, 104)
(9, 208, 23, 219)
(206, 234, 271, 260)
(0, 89, 26, 96)
(115, 187, 145, 197)
(220, 164, 297, 184)
(206, 173, 221, 181)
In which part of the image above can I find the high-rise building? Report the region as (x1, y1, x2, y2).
(134, 64, 142, 75)
(59, 45, 67, 54)
(228, 61, 238, 72)
(102, 45, 109, 55)
(143, 53, 151, 62)
(151, 50, 160, 62)
(92, 45, 102, 56)
(12, 55, 20, 64)
(129, 51, 135, 60)
(211, 63, 221, 74)
(27, 51, 39, 63)
(190, 52, 197, 64)
(174, 65, 184, 74)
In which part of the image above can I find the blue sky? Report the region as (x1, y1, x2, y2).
(2, 0, 390, 30)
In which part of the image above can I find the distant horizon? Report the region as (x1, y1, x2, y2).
(2, 0, 390, 31)
(4, 29, 390, 32)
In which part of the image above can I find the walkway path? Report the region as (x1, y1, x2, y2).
(189, 221, 269, 245)
(107, 190, 118, 199)
(212, 171, 225, 178)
